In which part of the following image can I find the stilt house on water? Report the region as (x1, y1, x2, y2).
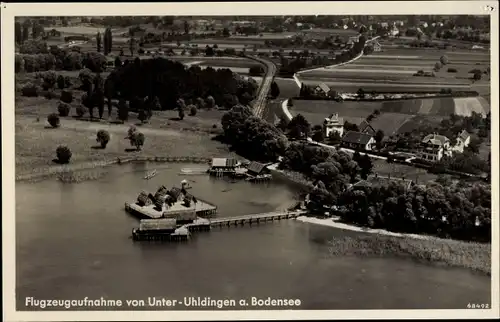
(132, 218, 190, 241)
(245, 161, 272, 182)
(208, 158, 238, 176)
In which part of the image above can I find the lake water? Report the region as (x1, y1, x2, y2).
(16, 162, 490, 310)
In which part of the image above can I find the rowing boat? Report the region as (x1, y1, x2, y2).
(144, 170, 157, 180)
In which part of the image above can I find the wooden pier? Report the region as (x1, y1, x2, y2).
(184, 210, 307, 231)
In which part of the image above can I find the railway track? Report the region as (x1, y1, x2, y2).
(244, 55, 277, 119)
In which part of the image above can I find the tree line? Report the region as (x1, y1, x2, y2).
(105, 57, 259, 111)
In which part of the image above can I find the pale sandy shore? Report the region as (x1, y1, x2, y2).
(296, 215, 438, 241)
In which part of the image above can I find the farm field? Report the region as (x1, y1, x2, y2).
(287, 96, 489, 135)
(198, 65, 250, 74)
(288, 100, 378, 126)
(296, 79, 474, 93)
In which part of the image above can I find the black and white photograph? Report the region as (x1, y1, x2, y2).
(2, 1, 499, 320)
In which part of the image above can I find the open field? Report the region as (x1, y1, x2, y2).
(288, 97, 488, 135)
(15, 93, 230, 176)
(297, 78, 479, 93)
(15, 116, 230, 177)
(372, 159, 438, 184)
(379, 97, 490, 117)
(289, 100, 378, 126)
(298, 48, 490, 92)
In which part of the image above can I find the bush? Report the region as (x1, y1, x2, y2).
(189, 104, 197, 116)
(129, 131, 145, 150)
(469, 68, 482, 74)
(434, 61, 442, 71)
(440, 55, 449, 65)
(57, 75, 66, 89)
(56, 145, 72, 164)
(96, 130, 111, 148)
(44, 90, 58, 100)
(42, 71, 57, 89)
(21, 83, 38, 97)
(60, 90, 73, 104)
(249, 65, 265, 76)
(127, 125, 137, 139)
(447, 68, 458, 73)
(47, 113, 60, 128)
(58, 102, 71, 117)
(76, 105, 86, 117)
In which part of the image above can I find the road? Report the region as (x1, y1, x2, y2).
(244, 55, 277, 118)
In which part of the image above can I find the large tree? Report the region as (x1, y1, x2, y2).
(287, 114, 311, 139)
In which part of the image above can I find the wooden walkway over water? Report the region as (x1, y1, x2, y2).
(184, 210, 307, 231)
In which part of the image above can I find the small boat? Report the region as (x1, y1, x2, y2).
(144, 170, 157, 180)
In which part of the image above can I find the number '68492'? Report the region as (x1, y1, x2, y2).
(467, 303, 489, 309)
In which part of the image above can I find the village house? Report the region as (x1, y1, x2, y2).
(245, 161, 271, 177)
(389, 24, 400, 37)
(341, 131, 376, 151)
(314, 83, 331, 97)
(372, 40, 382, 52)
(323, 113, 344, 137)
(358, 120, 377, 136)
(380, 22, 389, 29)
(417, 134, 451, 162)
(452, 130, 471, 153)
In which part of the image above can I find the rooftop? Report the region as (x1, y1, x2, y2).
(422, 134, 449, 146)
(342, 131, 373, 145)
(246, 161, 267, 174)
(359, 120, 376, 134)
(457, 130, 470, 141)
(211, 157, 237, 168)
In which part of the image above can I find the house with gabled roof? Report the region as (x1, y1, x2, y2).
(314, 83, 330, 96)
(359, 120, 376, 136)
(452, 130, 471, 153)
(210, 157, 237, 170)
(245, 161, 270, 177)
(372, 39, 382, 52)
(341, 131, 376, 151)
(418, 133, 451, 162)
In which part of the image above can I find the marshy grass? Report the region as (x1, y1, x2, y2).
(56, 168, 109, 183)
(329, 234, 491, 275)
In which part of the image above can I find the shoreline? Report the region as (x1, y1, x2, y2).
(297, 215, 437, 241)
(16, 156, 212, 183)
(295, 216, 490, 275)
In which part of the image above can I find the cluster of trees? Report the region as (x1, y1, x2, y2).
(15, 20, 45, 45)
(263, 35, 349, 51)
(279, 142, 359, 201)
(221, 105, 288, 162)
(96, 28, 113, 55)
(105, 57, 258, 110)
(337, 181, 491, 242)
(16, 43, 108, 73)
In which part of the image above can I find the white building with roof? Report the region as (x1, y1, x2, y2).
(323, 113, 344, 137)
(452, 130, 471, 153)
(418, 134, 452, 162)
